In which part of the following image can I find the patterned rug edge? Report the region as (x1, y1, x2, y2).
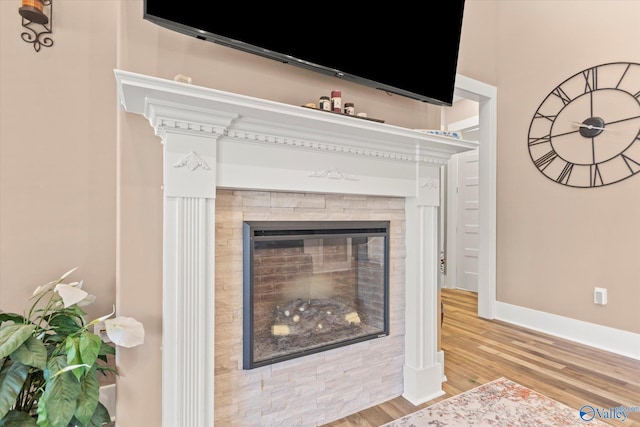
(380, 376, 612, 426)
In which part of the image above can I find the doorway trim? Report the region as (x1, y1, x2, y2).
(453, 74, 497, 319)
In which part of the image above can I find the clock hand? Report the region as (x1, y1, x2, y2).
(571, 121, 610, 131)
(555, 115, 640, 138)
(570, 115, 640, 132)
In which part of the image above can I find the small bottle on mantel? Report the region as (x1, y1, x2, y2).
(331, 90, 342, 112)
(344, 102, 355, 116)
(319, 95, 331, 111)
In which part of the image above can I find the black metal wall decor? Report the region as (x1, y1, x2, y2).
(19, 0, 53, 52)
(528, 62, 640, 188)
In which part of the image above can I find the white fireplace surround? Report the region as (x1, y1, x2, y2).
(115, 70, 478, 427)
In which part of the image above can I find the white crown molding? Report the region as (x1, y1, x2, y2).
(116, 70, 477, 166)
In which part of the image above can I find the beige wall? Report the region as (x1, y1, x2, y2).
(1, 1, 639, 426)
(0, 2, 117, 321)
(494, 1, 640, 333)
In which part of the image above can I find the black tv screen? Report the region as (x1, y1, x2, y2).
(143, 3, 466, 106)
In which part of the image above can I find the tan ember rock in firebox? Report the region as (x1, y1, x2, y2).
(271, 298, 362, 337)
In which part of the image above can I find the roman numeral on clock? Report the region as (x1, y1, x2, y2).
(552, 87, 572, 105)
(528, 134, 551, 146)
(533, 112, 557, 123)
(621, 153, 640, 173)
(615, 63, 632, 89)
(556, 162, 573, 184)
(534, 150, 557, 170)
(582, 67, 597, 92)
(591, 164, 604, 187)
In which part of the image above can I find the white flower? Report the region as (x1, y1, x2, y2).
(54, 283, 91, 308)
(59, 267, 79, 281)
(31, 280, 55, 297)
(31, 267, 79, 298)
(91, 306, 116, 324)
(68, 280, 83, 289)
(77, 293, 96, 307)
(105, 317, 145, 348)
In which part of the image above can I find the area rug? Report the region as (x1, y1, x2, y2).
(381, 377, 611, 426)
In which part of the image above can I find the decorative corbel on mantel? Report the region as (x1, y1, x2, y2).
(143, 100, 235, 199)
(174, 151, 211, 172)
(19, 0, 53, 52)
(114, 69, 478, 427)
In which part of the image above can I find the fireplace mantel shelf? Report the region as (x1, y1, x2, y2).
(115, 70, 477, 167)
(114, 69, 478, 427)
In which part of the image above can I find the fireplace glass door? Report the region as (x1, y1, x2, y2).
(243, 221, 390, 369)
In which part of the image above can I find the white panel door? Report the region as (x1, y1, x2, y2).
(456, 148, 480, 292)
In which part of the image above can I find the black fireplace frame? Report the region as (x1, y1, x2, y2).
(242, 220, 390, 369)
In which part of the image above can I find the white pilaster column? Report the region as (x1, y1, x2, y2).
(403, 161, 445, 405)
(158, 128, 219, 427)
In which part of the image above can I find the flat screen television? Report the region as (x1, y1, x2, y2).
(142, 3, 466, 106)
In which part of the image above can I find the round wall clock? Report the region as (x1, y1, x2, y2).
(527, 62, 640, 187)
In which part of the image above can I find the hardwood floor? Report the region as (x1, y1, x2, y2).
(321, 288, 640, 427)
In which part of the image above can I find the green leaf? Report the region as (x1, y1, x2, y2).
(66, 305, 87, 321)
(34, 401, 53, 427)
(73, 369, 99, 426)
(0, 314, 26, 327)
(0, 325, 35, 360)
(96, 366, 116, 378)
(85, 401, 111, 427)
(0, 409, 38, 427)
(42, 334, 65, 346)
(64, 337, 82, 382)
(78, 332, 101, 372)
(37, 357, 80, 427)
(47, 307, 82, 332)
(0, 359, 28, 420)
(47, 313, 82, 338)
(10, 336, 46, 370)
(97, 342, 115, 358)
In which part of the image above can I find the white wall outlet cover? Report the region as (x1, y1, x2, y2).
(594, 287, 608, 305)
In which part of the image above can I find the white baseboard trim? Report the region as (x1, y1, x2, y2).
(495, 301, 640, 361)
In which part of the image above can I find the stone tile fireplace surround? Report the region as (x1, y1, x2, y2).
(115, 70, 477, 427)
(217, 191, 402, 426)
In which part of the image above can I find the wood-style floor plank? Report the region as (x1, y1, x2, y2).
(321, 289, 640, 427)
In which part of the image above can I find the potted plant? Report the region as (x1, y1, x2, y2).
(0, 268, 145, 427)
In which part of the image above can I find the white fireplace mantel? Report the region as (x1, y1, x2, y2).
(115, 69, 478, 427)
